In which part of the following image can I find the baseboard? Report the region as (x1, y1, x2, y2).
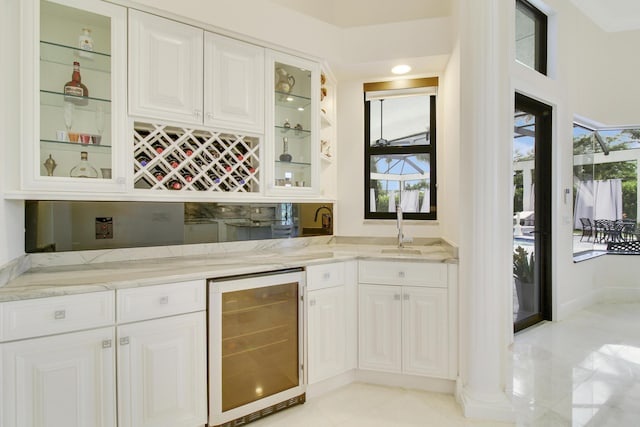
(455, 378, 515, 423)
(305, 370, 357, 399)
(600, 287, 640, 303)
(557, 288, 602, 320)
(355, 369, 455, 394)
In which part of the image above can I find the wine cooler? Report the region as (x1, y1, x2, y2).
(208, 269, 305, 427)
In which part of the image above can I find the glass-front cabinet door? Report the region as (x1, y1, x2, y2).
(265, 51, 320, 195)
(21, 0, 126, 193)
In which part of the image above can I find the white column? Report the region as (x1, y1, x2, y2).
(456, 0, 515, 422)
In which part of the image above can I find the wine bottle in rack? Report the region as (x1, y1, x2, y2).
(152, 143, 165, 154)
(181, 144, 194, 157)
(152, 168, 165, 181)
(166, 156, 180, 169)
(167, 179, 183, 190)
(180, 170, 194, 183)
(137, 155, 151, 167)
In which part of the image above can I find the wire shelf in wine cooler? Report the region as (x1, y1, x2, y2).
(133, 122, 261, 193)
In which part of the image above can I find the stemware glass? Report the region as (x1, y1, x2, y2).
(63, 102, 74, 133)
(95, 104, 105, 135)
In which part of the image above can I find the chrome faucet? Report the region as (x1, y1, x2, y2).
(396, 206, 404, 248)
(314, 205, 333, 230)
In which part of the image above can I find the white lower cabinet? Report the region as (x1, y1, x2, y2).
(116, 280, 207, 427)
(117, 312, 207, 427)
(0, 289, 117, 427)
(306, 261, 357, 384)
(358, 261, 452, 379)
(1, 327, 116, 427)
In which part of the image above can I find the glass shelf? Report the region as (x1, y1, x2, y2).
(41, 139, 111, 148)
(275, 91, 311, 110)
(275, 126, 311, 138)
(275, 160, 311, 167)
(40, 90, 111, 112)
(40, 40, 111, 72)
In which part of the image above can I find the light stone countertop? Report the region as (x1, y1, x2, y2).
(0, 237, 457, 302)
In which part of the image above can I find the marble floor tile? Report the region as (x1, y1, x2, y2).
(250, 302, 640, 427)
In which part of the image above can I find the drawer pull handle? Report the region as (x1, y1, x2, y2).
(394, 294, 401, 300)
(54, 310, 66, 320)
(102, 340, 112, 349)
(120, 337, 130, 346)
(403, 293, 410, 301)
(159, 296, 169, 305)
(323, 272, 331, 280)
(398, 271, 405, 278)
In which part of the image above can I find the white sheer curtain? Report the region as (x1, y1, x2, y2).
(573, 179, 623, 228)
(420, 189, 431, 212)
(388, 191, 396, 212)
(400, 190, 419, 212)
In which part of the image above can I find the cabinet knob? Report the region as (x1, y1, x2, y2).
(159, 296, 169, 305)
(54, 310, 66, 320)
(102, 339, 112, 349)
(194, 109, 202, 117)
(393, 294, 401, 301)
(309, 299, 316, 306)
(398, 271, 405, 278)
(323, 272, 331, 280)
(403, 293, 410, 301)
(120, 337, 130, 346)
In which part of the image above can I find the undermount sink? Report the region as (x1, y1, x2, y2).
(380, 248, 422, 255)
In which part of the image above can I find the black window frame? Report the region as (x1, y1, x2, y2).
(364, 81, 437, 220)
(516, 0, 548, 75)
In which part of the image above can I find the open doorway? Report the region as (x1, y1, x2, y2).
(513, 93, 552, 332)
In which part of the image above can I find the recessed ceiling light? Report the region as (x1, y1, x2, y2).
(391, 64, 411, 75)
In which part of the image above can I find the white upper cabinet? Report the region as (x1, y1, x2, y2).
(204, 33, 264, 133)
(128, 10, 204, 124)
(20, 0, 127, 193)
(129, 11, 265, 135)
(265, 50, 320, 195)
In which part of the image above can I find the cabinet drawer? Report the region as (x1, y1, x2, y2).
(307, 262, 345, 291)
(0, 291, 115, 342)
(117, 280, 205, 323)
(358, 261, 447, 287)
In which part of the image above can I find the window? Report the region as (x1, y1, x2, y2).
(364, 78, 437, 220)
(572, 123, 640, 256)
(515, 0, 548, 75)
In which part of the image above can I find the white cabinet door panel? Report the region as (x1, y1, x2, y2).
(402, 287, 448, 377)
(117, 311, 207, 427)
(205, 33, 264, 132)
(307, 286, 346, 383)
(358, 284, 401, 372)
(129, 10, 203, 124)
(1, 327, 116, 427)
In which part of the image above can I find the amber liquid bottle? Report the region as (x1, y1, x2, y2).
(63, 61, 89, 106)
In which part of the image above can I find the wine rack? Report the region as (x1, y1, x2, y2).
(133, 122, 261, 192)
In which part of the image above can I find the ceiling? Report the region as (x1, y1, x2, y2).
(268, 0, 451, 28)
(269, 0, 640, 33)
(569, 0, 640, 32)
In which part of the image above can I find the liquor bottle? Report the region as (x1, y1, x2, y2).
(63, 62, 89, 106)
(69, 151, 98, 178)
(78, 27, 94, 58)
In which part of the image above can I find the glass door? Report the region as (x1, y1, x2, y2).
(22, 0, 126, 192)
(266, 51, 319, 194)
(221, 281, 299, 411)
(513, 93, 552, 331)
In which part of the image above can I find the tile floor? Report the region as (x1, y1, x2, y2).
(250, 302, 640, 427)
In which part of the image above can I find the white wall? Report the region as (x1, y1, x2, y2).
(0, 0, 26, 267)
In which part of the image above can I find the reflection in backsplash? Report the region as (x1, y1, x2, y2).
(25, 201, 333, 253)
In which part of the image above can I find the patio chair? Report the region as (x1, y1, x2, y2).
(579, 218, 593, 242)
